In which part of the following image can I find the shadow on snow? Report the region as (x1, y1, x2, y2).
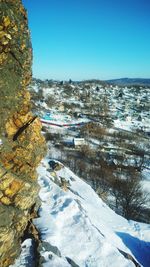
(116, 232, 150, 267)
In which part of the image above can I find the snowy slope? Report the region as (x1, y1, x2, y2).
(35, 159, 150, 267)
(11, 158, 150, 267)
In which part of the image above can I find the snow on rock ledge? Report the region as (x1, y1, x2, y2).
(31, 159, 150, 267)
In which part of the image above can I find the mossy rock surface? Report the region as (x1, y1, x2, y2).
(0, 1, 46, 266)
(0, 0, 32, 135)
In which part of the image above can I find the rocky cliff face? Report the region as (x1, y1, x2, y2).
(0, 1, 46, 266)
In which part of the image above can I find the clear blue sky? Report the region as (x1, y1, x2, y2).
(23, 0, 150, 80)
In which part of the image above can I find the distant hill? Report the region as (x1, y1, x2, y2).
(106, 78, 150, 87)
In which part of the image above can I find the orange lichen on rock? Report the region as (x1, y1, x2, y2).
(0, 174, 14, 191)
(5, 119, 18, 137)
(12, 111, 32, 128)
(3, 16, 11, 28)
(5, 179, 23, 198)
(0, 0, 46, 266)
(1, 196, 11, 205)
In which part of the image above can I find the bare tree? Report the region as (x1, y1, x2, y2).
(111, 168, 149, 220)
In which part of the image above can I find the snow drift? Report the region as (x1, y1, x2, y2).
(12, 158, 150, 267)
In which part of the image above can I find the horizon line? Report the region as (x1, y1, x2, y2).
(32, 76, 150, 82)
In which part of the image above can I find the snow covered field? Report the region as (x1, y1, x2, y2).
(12, 158, 150, 267)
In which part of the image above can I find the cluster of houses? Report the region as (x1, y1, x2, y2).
(31, 78, 149, 140)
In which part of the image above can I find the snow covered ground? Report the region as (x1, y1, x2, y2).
(114, 118, 150, 133)
(12, 158, 150, 267)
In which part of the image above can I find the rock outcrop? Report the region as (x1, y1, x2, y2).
(0, 0, 46, 266)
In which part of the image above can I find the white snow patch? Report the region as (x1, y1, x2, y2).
(11, 159, 150, 267)
(33, 159, 150, 267)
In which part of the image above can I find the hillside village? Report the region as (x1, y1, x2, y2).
(9, 78, 150, 267)
(29, 79, 150, 223)
(30, 78, 150, 134)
